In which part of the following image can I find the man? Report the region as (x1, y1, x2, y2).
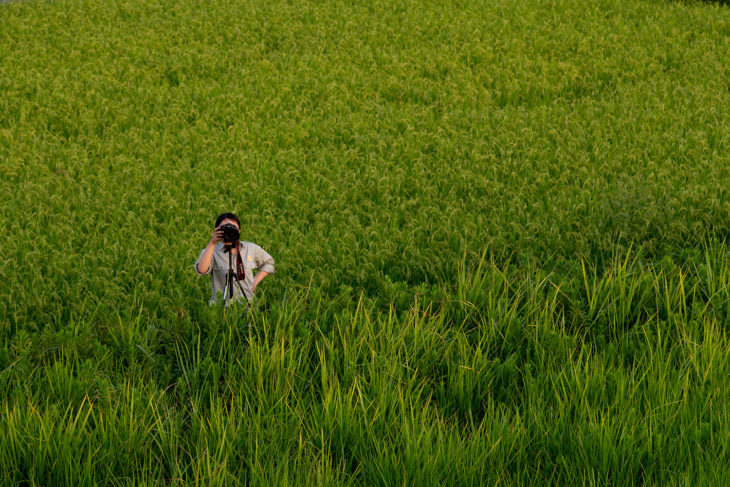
(194, 212, 275, 305)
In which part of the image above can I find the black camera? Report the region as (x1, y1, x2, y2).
(220, 223, 240, 244)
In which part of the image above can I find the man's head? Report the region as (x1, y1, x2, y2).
(215, 212, 240, 230)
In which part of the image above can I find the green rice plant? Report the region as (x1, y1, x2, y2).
(1, 0, 729, 484)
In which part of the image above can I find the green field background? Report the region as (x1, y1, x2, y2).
(1, 0, 729, 485)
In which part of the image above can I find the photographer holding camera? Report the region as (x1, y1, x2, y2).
(194, 212, 275, 305)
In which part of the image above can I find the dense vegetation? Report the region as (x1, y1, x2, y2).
(0, 0, 728, 484)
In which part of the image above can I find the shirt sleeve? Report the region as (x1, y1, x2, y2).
(253, 244, 275, 274)
(194, 247, 211, 275)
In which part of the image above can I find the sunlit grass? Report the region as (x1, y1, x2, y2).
(1, 0, 729, 484)
(0, 248, 728, 484)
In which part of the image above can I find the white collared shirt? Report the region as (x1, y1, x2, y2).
(194, 241, 275, 305)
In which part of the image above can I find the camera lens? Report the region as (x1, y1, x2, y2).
(220, 223, 240, 244)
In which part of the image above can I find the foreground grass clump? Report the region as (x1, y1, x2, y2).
(1, 0, 729, 485)
(0, 249, 728, 484)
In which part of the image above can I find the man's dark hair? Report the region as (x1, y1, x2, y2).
(215, 212, 240, 228)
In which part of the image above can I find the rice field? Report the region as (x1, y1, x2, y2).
(0, 0, 729, 485)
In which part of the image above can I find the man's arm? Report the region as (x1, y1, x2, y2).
(251, 244, 275, 291)
(252, 271, 269, 292)
(195, 227, 223, 274)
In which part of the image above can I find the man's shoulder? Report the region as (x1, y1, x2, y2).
(240, 241, 265, 257)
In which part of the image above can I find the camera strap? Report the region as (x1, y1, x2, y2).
(235, 242, 245, 280)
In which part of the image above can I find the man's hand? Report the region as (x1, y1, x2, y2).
(208, 226, 224, 246)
